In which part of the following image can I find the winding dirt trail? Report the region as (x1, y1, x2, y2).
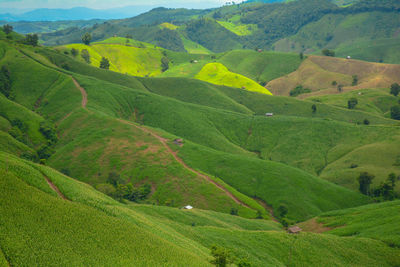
(72, 78, 252, 209)
(44, 175, 67, 200)
(72, 77, 87, 108)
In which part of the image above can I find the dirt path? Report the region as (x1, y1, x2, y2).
(44, 175, 67, 200)
(72, 77, 87, 108)
(117, 119, 251, 208)
(71, 78, 252, 209)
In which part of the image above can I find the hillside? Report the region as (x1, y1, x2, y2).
(266, 55, 400, 97)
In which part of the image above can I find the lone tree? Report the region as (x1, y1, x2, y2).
(82, 32, 92, 45)
(348, 97, 358, 109)
(337, 84, 343, 92)
(358, 172, 374, 195)
(312, 104, 317, 113)
(2, 24, 13, 35)
(81, 49, 90, 63)
(161, 56, 169, 72)
(299, 52, 304, 60)
(352, 75, 358, 86)
(322, 49, 335, 57)
(25, 34, 38, 46)
(100, 57, 110, 69)
(390, 83, 400, 97)
(391, 105, 400, 120)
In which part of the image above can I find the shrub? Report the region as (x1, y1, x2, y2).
(290, 85, 311, 97)
(81, 49, 91, 64)
(348, 98, 358, 109)
(363, 119, 370, 125)
(100, 57, 110, 70)
(352, 75, 358, 86)
(390, 83, 400, 97)
(322, 49, 335, 57)
(390, 106, 400, 120)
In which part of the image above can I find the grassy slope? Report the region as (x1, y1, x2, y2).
(267, 55, 400, 97)
(195, 62, 272, 95)
(63, 42, 164, 77)
(316, 201, 400, 247)
(218, 50, 302, 84)
(216, 20, 257, 36)
(274, 11, 400, 64)
(1, 152, 399, 266)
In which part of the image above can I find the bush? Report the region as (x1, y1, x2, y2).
(390, 105, 400, 120)
(390, 83, 400, 97)
(363, 119, 370, 125)
(100, 57, 110, 69)
(322, 49, 335, 57)
(81, 49, 91, 64)
(352, 75, 358, 86)
(290, 85, 311, 97)
(348, 98, 358, 109)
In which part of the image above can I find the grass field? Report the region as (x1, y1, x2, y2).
(267, 55, 400, 96)
(301, 200, 400, 247)
(195, 62, 272, 94)
(216, 20, 257, 36)
(63, 42, 164, 77)
(1, 152, 400, 266)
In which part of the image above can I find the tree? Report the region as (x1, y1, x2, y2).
(348, 98, 358, 109)
(352, 75, 358, 86)
(81, 49, 91, 64)
(230, 207, 238, 216)
(337, 84, 343, 92)
(391, 105, 400, 120)
(332, 81, 337, 86)
(25, 34, 38, 46)
(358, 172, 374, 195)
(2, 24, 13, 35)
(0, 65, 11, 98)
(390, 83, 400, 97)
(299, 52, 304, 60)
(210, 245, 232, 267)
(82, 32, 92, 45)
(107, 172, 123, 187)
(322, 49, 335, 57)
(363, 119, 370, 125)
(71, 48, 78, 57)
(312, 104, 317, 113)
(99, 57, 110, 69)
(277, 204, 288, 218)
(161, 56, 169, 72)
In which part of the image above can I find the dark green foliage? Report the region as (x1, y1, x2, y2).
(241, 0, 337, 45)
(372, 173, 397, 200)
(107, 172, 123, 187)
(312, 104, 317, 113)
(82, 32, 92, 45)
(352, 75, 358, 86)
(99, 57, 110, 69)
(71, 48, 79, 57)
(0, 65, 11, 98)
(277, 204, 288, 218)
(81, 49, 91, 63)
(230, 207, 238, 216)
(185, 18, 241, 53)
(161, 56, 169, 72)
(337, 84, 343, 92)
(2, 24, 13, 35)
(322, 49, 335, 57)
(60, 168, 70, 176)
(358, 172, 375, 195)
(364, 119, 370, 125)
(390, 83, 400, 97)
(332, 81, 337, 86)
(299, 52, 304, 60)
(348, 98, 358, 109)
(290, 85, 311, 97)
(390, 105, 400, 120)
(210, 245, 232, 267)
(37, 144, 54, 160)
(39, 121, 57, 144)
(127, 183, 152, 202)
(24, 34, 38, 46)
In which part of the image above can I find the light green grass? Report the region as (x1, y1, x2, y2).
(216, 21, 257, 36)
(318, 200, 400, 247)
(195, 62, 272, 95)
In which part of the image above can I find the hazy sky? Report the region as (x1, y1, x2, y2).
(0, 0, 228, 10)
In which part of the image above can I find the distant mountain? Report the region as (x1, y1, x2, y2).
(0, 6, 154, 22)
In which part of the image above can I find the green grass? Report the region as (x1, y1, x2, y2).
(63, 43, 164, 77)
(180, 34, 211, 54)
(216, 21, 257, 36)
(318, 200, 400, 247)
(1, 151, 400, 266)
(195, 62, 272, 95)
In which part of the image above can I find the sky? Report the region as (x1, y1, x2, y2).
(0, 0, 228, 10)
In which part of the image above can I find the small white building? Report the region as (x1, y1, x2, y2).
(183, 205, 193, 210)
(346, 56, 351, 59)
(265, 113, 274, 117)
